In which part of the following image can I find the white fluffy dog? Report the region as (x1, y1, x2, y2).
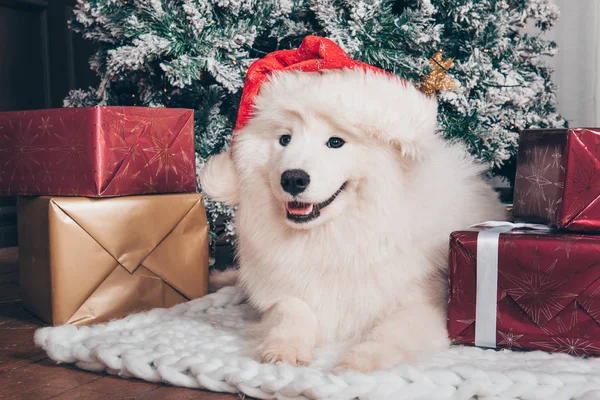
(200, 68, 506, 372)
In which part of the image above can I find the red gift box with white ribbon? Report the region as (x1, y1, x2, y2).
(448, 222, 600, 356)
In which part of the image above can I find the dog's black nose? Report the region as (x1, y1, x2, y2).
(281, 169, 310, 195)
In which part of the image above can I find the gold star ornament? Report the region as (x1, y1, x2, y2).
(418, 50, 457, 97)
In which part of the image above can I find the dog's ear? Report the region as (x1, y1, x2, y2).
(361, 110, 438, 163)
(386, 87, 439, 162)
(199, 151, 240, 206)
(366, 128, 426, 162)
(346, 74, 439, 163)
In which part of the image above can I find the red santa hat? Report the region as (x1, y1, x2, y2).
(231, 36, 402, 147)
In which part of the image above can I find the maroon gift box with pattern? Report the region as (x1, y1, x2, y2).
(0, 106, 197, 197)
(448, 225, 600, 356)
(513, 128, 600, 232)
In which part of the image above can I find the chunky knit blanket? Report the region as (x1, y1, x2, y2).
(34, 287, 600, 400)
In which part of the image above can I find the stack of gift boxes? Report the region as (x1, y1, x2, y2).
(0, 106, 209, 326)
(448, 128, 600, 356)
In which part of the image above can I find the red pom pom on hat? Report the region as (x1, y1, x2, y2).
(231, 36, 401, 147)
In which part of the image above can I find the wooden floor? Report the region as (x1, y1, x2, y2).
(0, 248, 240, 400)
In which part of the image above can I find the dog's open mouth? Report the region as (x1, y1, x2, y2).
(286, 183, 347, 223)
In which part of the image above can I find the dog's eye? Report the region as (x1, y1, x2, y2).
(327, 137, 345, 149)
(279, 134, 291, 147)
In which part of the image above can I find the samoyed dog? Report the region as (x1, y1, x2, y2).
(200, 68, 506, 372)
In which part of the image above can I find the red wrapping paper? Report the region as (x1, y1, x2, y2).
(0, 106, 197, 197)
(513, 128, 600, 232)
(448, 226, 600, 356)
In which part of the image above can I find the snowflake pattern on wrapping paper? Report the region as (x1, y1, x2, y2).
(498, 328, 524, 349)
(554, 235, 582, 258)
(449, 241, 464, 305)
(500, 248, 577, 325)
(534, 336, 600, 357)
(497, 303, 504, 324)
(580, 285, 600, 322)
(38, 117, 54, 137)
(523, 147, 554, 212)
(177, 148, 196, 180)
(448, 235, 474, 306)
(39, 161, 55, 184)
(564, 147, 600, 219)
(515, 197, 526, 211)
(175, 176, 192, 192)
(449, 276, 463, 305)
(551, 148, 562, 168)
(50, 117, 90, 178)
(68, 185, 81, 196)
(541, 302, 579, 336)
(449, 234, 474, 272)
(143, 175, 159, 194)
(515, 144, 566, 222)
(594, 133, 600, 154)
(108, 162, 144, 195)
(103, 115, 148, 191)
(503, 237, 517, 255)
(533, 303, 600, 356)
(2, 118, 44, 180)
(144, 135, 179, 184)
(514, 169, 526, 209)
(106, 116, 145, 164)
(545, 198, 562, 221)
(125, 109, 188, 138)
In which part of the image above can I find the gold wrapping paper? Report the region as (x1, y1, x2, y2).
(18, 193, 209, 326)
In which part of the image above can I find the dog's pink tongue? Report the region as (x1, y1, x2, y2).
(287, 202, 314, 215)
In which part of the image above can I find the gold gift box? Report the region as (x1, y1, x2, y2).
(18, 193, 209, 326)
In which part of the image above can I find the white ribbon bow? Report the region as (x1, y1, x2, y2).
(469, 221, 550, 348)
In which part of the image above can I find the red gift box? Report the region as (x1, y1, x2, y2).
(0, 106, 197, 197)
(513, 128, 600, 232)
(448, 224, 600, 356)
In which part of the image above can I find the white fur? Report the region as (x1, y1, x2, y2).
(208, 268, 239, 293)
(199, 151, 239, 206)
(200, 68, 506, 372)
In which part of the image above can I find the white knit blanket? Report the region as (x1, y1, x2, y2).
(34, 287, 600, 400)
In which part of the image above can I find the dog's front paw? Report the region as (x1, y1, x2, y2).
(334, 343, 410, 373)
(259, 339, 313, 366)
(335, 350, 378, 373)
